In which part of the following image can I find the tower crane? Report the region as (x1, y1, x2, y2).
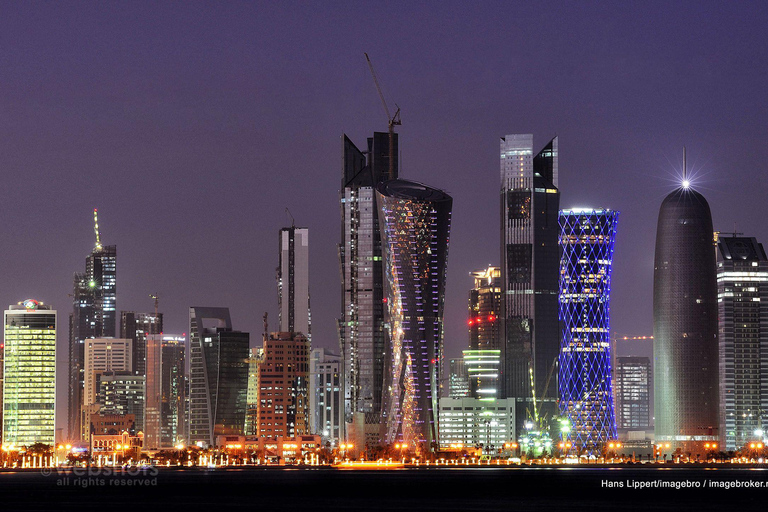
(364, 52, 401, 181)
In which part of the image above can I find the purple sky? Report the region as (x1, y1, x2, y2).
(2, 2, 767, 428)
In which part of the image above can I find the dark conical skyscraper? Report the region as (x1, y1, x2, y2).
(653, 168, 719, 455)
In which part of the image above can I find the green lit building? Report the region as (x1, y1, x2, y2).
(2, 300, 57, 448)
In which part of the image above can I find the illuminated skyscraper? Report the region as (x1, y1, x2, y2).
(500, 135, 560, 429)
(68, 209, 116, 440)
(614, 356, 652, 431)
(257, 332, 310, 438)
(468, 266, 502, 398)
(278, 226, 311, 341)
(339, 131, 397, 449)
(188, 307, 249, 447)
(447, 358, 469, 398)
(377, 179, 452, 453)
(145, 333, 187, 448)
(120, 311, 163, 376)
(2, 300, 56, 447)
(654, 182, 719, 454)
(716, 236, 768, 450)
(309, 348, 343, 444)
(558, 209, 619, 452)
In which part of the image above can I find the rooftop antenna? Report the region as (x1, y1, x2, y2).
(681, 147, 690, 189)
(93, 208, 103, 251)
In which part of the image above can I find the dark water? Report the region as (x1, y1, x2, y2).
(1, 466, 765, 511)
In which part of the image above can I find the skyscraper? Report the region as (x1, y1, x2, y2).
(188, 307, 249, 448)
(309, 348, 343, 444)
(716, 236, 768, 450)
(68, 209, 116, 440)
(447, 358, 469, 398)
(160, 335, 187, 447)
(614, 356, 652, 432)
(257, 332, 310, 438)
(377, 179, 452, 453)
(468, 266, 503, 397)
(82, 338, 132, 441)
(500, 135, 560, 431)
(339, 131, 398, 448)
(120, 311, 163, 376)
(278, 226, 311, 340)
(245, 347, 263, 437)
(654, 180, 719, 455)
(558, 209, 619, 452)
(98, 374, 145, 432)
(3, 300, 56, 447)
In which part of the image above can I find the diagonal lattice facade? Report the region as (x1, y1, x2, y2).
(558, 209, 619, 453)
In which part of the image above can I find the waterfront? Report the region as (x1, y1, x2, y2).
(1, 466, 767, 511)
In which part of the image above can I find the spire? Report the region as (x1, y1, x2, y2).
(93, 208, 103, 251)
(682, 147, 690, 189)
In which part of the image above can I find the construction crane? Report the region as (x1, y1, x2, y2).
(364, 52, 401, 181)
(93, 208, 102, 251)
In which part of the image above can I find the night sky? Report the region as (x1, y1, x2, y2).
(2, 2, 767, 429)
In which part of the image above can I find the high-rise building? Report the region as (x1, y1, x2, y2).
(145, 334, 162, 449)
(309, 348, 343, 445)
(120, 311, 163, 377)
(500, 135, 560, 431)
(339, 131, 398, 448)
(160, 335, 187, 447)
(0, 336, 4, 443)
(278, 226, 311, 341)
(245, 347, 263, 436)
(68, 209, 116, 441)
(464, 349, 502, 399)
(83, 338, 132, 407)
(377, 179, 452, 453)
(2, 300, 56, 447)
(716, 236, 768, 450)
(257, 332, 310, 438)
(468, 266, 503, 398)
(98, 374, 145, 432)
(188, 307, 249, 448)
(558, 209, 619, 452)
(447, 358, 469, 399)
(654, 180, 719, 455)
(614, 356, 652, 432)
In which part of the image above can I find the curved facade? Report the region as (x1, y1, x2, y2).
(377, 179, 452, 452)
(654, 187, 719, 453)
(558, 209, 619, 452)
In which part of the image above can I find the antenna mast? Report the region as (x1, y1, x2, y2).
(93, 208, 103, 251)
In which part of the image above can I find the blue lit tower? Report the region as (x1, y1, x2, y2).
(558, 209, 619, 452)
(377, 179, 452, 453)
(654, 161, 719, 455)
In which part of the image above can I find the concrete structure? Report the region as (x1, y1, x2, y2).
(160, 335, 186, 447)
(278, 226, 311, 342)
(83, 338, 132, 407)
(377, 179, 452, 453)
(716, 236, 768, 450)
(188, 307, 249, 447)
(309, 348, 343, 445)
(257, 332, 309, 438)
(654, 181, 719, 455)
(68, 212, 117, 441)
(438, 397, 515, 452)
(2, 300, 57, 447)
(339, 132, 398, 448)
(98, 374, 145, 432)
(500, 135, 560, 430)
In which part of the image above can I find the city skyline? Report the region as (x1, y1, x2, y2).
(1, 2, 768, 435)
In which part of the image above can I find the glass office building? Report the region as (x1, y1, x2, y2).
(716, 236, 768, 450)
(377, 179, 452, 453)
(558, 209, 619, 453)
(500, 135, 560, 430)
(3, 300, 57, 447)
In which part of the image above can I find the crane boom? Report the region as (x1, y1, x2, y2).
(364, 53, 401, 181)
(93, 208, 102, 251)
